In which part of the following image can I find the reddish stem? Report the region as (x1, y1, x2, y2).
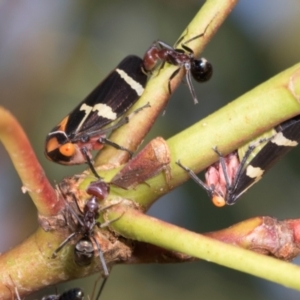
(0, 107, 62, 215)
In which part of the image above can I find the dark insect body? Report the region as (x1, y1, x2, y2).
(45, 55, 148, 177)
(53, 181, 111, 276)
(11, 278, 84, 300)
(41, 288, 84, 300)
(177, 115, 300, 206)
(143, 26, 213, 104)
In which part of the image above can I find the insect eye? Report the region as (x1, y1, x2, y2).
(212, 195, 226, 207)
(59, 143, 76, 157)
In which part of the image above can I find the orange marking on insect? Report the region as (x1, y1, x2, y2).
(212, 195, 226, 207)
(46, 137, 60, 153)
(57, 115, 69, 131)
(59, 143, 76, 157)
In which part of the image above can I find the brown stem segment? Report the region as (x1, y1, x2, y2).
(0, 106, 62, 216)
(206, 216, 300, 260)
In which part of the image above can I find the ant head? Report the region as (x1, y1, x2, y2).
(86, 180, 110, 201)
(191, 58, 213, 82)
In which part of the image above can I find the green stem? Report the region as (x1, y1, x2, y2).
(81, 62, 300, 209)
(94, 0, 238, 167)
(169, 62, 300, 182)
(111, 207, 300, 291)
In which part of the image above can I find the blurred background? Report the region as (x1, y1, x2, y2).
(0, 0, 300, 299)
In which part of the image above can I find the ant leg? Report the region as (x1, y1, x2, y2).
(90, 236, 109, 277)
(51, 232, 78, 258)
(174, 28, 189, 48)
(96, 201, 125, 229)
(184, 68, 198, 104)
(57, 185, 85, 226)
(95, 277, 108, 300)
(168, 68, 181, 94)
(183, 13, 218, 45)
(97, 213, 124, 229)
(8, 275, 21, 300)
(181, 43, 194, 55)
(183, 32, 205, 45)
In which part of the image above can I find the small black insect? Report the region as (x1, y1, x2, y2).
(11, 276, 84, 300)
(177, 115, 300, 206)
(143, 24, 213, 104)
(52, 180, 112, 276)
(41, 288, 84, 300)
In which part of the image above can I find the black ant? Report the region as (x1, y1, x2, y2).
(143, 25, 213, 104)
(9, 275, 84, 300)
(41, 288, 84, 300)
(12, 278, 106, 300)
(52, 180, 115, 277)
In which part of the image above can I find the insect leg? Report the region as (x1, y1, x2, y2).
(51, 232, 78, 258)
(95, 277, 108, 300)
(98, 102, 151, 155)
(90, 236, 109, 277)
(81, 147, 101, 179)
(184, 66, 198, 104)
(168, 68, 181, 95)
(176, 160, 211, 192)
